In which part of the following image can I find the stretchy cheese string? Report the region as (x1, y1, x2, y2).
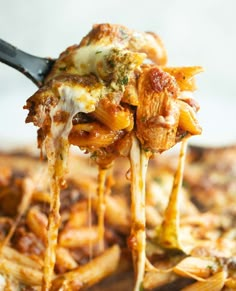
(158, 137, 189, 250)
(97, 167, 107, 252)
(88, 177, 93, 261)
(130, 135, 150, 291)
(42, 138, 69, 291)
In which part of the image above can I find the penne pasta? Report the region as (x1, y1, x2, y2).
(174, 257, 219, 280)
(26, 206, 48, 243)
(65, 201, 89, 229)
(59, 226, 99, 248)
(1, 246, 43, 270)
(143, 270, 177, 290)
(51, 245, 120, 290)
(122, 81, 139, 106)
(1, 143, 236, 290)
(55, 247, 78, 273)
(105, 195, 130, 234)
(163, 66, 203, 92)
(0, 258, 42, 286)
(32, 190, 51, 204)
(69, 122, 120, 148)
(181, 271, 227, 291)
(92, 98, 132, 131)
(177, 100, 202, 135)
(225, 277, 236, 289)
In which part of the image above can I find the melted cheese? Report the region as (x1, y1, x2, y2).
(130, 135, 150, 291)
(73, 45, 115, 78)
(58, 85, 99, 114)
(158, 137, 189, 251)
(42, 84, 101, 290)
(43, 45, 145, 290)
(0, 274, 6, 290)
(97, 167, 107, 252)
(50, 84, 101, 139)
(73, 45, 145, 86)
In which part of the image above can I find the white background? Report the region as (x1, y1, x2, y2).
(0, 0, 236, 149)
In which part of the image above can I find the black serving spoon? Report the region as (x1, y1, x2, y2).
(0, 39, 54, 87)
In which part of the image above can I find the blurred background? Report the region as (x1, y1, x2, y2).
(0, 0, 236, 149)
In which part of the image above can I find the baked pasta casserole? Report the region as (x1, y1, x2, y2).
(5, 24, 232, 291)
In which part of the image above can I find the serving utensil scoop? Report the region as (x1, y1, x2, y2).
(0, 39, 54, 87)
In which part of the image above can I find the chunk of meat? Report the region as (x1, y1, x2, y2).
(136, 66, 180, 152)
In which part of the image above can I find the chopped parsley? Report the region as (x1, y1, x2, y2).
(107, 59, 115, 68)
(141, 116, 147, 123)
(118, 75, 129, 85)
(206, 264, 215, 273)
(154, 176, 163, 184)
(90, 151, 98, 160)
(59, 66, 67, 71)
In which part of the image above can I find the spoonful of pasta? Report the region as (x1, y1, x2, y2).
(0, 24, 204, 291)
(2, 36, 234, 151)
(23, 24, 204, 290)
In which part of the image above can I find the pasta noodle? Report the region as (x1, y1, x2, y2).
(26, 206, 48, 243)
(51, 245, 120, 290)
(1, 144, 236, 290)
(181, 271, 227, 291)
(92, 98, 132, 131)
(59, 226, 99, 248)
(0, 258, 42, 286)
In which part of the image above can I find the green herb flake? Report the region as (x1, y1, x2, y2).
(143, 148, 150, 153)
(139, 282, 145, 291)
(122, 75, 129, 85)
(90, 152, 98, 160)
(207, 265, 215, 272)
(154, 176, 162, 184)
(107, 59, 115, 68)
(60, 153, 63, 160)
(95, 50, 102, 54)
(182, 180, 189, 188)
(141, 116, 147, 123)
(59, 66, 67, 71)
(118, 75, 129, 85)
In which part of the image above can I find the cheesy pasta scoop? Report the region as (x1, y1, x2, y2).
(24, 23, 202, 291)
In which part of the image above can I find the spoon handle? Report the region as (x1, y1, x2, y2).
(0, 39, 54, 87)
